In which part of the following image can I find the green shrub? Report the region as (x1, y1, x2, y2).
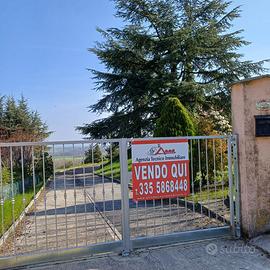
(154, 97, 196, 137)
(2, 167, 11, 184)
(34, 152, 54, 181)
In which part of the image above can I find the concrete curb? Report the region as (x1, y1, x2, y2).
(249, 234, 270, 256)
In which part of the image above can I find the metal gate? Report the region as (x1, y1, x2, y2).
(0, 135, 240, 268)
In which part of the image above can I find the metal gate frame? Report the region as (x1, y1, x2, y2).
(0, 135, 241, 269)
(120, 135, 241, 255)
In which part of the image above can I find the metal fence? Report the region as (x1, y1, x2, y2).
(2, 177, 42, 200)
(126, 135, 240, 251)
(0, 135, 240, 268)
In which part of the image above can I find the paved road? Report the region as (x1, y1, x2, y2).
(0, 167, 226, 257)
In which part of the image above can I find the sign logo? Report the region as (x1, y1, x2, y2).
(148, 144, 176, 156)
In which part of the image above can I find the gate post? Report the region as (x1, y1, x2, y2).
(227, 136, 235, 236)
(232, 135, 241, 238)
(228, 135, 241, 238)
(119, 138, 132, 256)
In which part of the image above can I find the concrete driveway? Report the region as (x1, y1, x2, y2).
(25, 238, 270, 270)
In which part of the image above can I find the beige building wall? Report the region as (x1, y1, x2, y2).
(231, 75, 270, 237)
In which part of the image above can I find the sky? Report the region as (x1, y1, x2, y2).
(0, 0, 269, 141)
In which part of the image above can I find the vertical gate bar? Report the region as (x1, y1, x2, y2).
(205, 139, 210, 218)
(198, 140, 203, 216)
(82, 143, 88, 245)
(101, 145, 107, 242)
(232, 135, 241, 238)
(110, 144, 116, 240)
(220, 139, 226, 223)
(135, 200, 139, 237)
(119, 138, 131, 256)
(20, 146, 27, 249)
(31, 146, 38, 251)
(184, 195, 187, 230)
(0, 148, 4, 255)
(153, 199, 156, 235)
(169, 198, 172, 231)
(190, 140, 195, 216)
(62, 145, 68, 248)
(144, 200, 147, 236)
(177, 196, 180, 231)
(227, 136, 235, 236)
(52, 144, 59, 250)
(91, 144, 97, 243)
(10, 147, 16, 255)
(161, 198, 164, 234)
(72, 144, 78, 247)
(213, 139, 217, 219)
(42, 146, 48, 250)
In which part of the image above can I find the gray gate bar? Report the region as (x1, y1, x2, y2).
(227, 136, 235, 236)
(119, 138, 132, 255)
(132, 226, 230, 249)
(0, 241, 122, 270)
(232, 135, 241, 238)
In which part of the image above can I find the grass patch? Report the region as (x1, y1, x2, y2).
(53, 156, 83, 171)
(187, 187, 229, 203)
(55, 160, 107, 173)
(56, 162, 91, 173)
(0, 184, 43, 237)
(95, 159, 132, 180)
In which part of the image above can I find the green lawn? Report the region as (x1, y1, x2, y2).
(55, 157, 108, 173)
(95, 159, 132, 180)
(187, 187, 229, 203)
(53, 156, 83, 171)
(0, 186, 42, 237)
(56, 162, 93, 173)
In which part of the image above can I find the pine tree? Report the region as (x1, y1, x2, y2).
(154, 97, 195, 137)
(0, 96, 50, 142)
(0, 97, 5, 126)
(0, 95, 51, 181)
(84, 144, 103, 163)
(17, 96, 31, 129)
(78, 0, 267, 138)
(4, 97, 17, 133)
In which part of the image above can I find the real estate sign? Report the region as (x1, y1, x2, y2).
(131, 139, 190, 201)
